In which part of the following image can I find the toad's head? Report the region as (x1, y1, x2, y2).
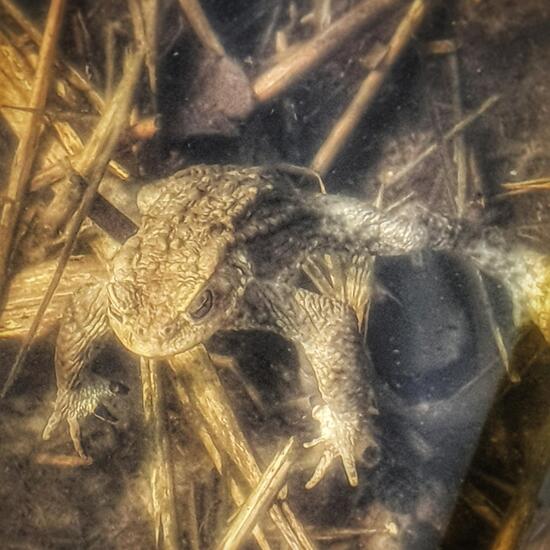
(107, 222, 251, 358)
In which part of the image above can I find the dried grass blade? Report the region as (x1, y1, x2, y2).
(170, 347, 316, 549)
(0, 0, 104, 111)
(500, 178, 550, 195)
(472, 269, 518, 382)
(140, 358, 180, 550)
(448, 46, 470, 215)
(216, 438, 295, 550)
(253, 0, 401, 103)
(129, 0, 158, 97)
(177, 0, 226, 56)
(0, 0, 67, 296)
(310, 0, 432, 176)
(0, 23, 129, 186)
(173, 377, 272, 549)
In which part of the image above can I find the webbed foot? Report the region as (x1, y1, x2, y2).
(304, 404, 377, 489)
(42, 377, 128, 461)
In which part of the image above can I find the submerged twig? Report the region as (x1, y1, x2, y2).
(426, 39, 471, 212)
(104, 22, 116, 103)
(177, 0, 226, 56)
(310, 0, 432, 176)
(1, 50, 143, 398)
(253, 0, 400, 103)
(0, 21, 129, 186)
(140, 358, 180, 550)
(0, 0, 104, 111)
(216, 438, 295, 550)
(129, 0, 158, 98)
(0, 0, 67, 298)
(447, 43, 469, 216)
(170, 347, 316, 549)
(142, 0, 158, 99)
(173, 377, 273, 550)
(424, 73, 458, 209)
(500, 178, 550, 196)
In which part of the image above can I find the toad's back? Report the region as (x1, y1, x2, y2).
(123, 164, 462, 286)
(127, 165, 327, 283)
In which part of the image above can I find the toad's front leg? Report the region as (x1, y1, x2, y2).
(43, 283, 127, 460)
(243, 282, 378, 489)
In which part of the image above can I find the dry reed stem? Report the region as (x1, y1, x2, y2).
(0, 21, 129, 185)
(500, 178, 550, 196)
(175, 403, 272, 549)
(253, 0, 401, 103)
(227, 484, 273, 550)
(1, 50, 143, 398)
(129, 0, 158, 98)
(172, 375, 273, 550)
(216, 438, 295, 550)
(310, 0, 431, 176)
(0, 0, 67, 296)
(425, 39, 470, 212)
(179, 482, 201, 550)
(170, 347, 316, 550)
(472, 256, 516, 386)
(448, 46, 469, 216)
(0, 29, 70, 172)
(177, 0, 226, 56)
(141, 0, 159, 98)
(311, 528, 378, 541)
(0, 0, 104, 111)
(105, 22, 116, 103)
(140, 358, 180, 550)
(425, 83, 458, 208)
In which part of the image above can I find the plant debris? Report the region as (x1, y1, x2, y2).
(0, 1, 549, 549)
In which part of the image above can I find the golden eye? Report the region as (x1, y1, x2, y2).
(189, 289, 214, 321)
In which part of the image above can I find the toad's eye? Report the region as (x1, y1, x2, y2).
(189, 289, 214, 321)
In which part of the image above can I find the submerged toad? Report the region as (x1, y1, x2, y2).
(43, 164, 463, 488)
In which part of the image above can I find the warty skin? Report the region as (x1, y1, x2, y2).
(44, 164, 527, 488)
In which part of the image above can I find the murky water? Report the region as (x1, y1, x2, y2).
(0, 1, 550, 549)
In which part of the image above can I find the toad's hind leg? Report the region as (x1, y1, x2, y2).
(42, 283, 126, 458)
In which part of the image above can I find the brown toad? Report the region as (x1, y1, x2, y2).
(43, 164, 462, 488)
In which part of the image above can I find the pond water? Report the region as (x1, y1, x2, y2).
(0, 1, 550, 549)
